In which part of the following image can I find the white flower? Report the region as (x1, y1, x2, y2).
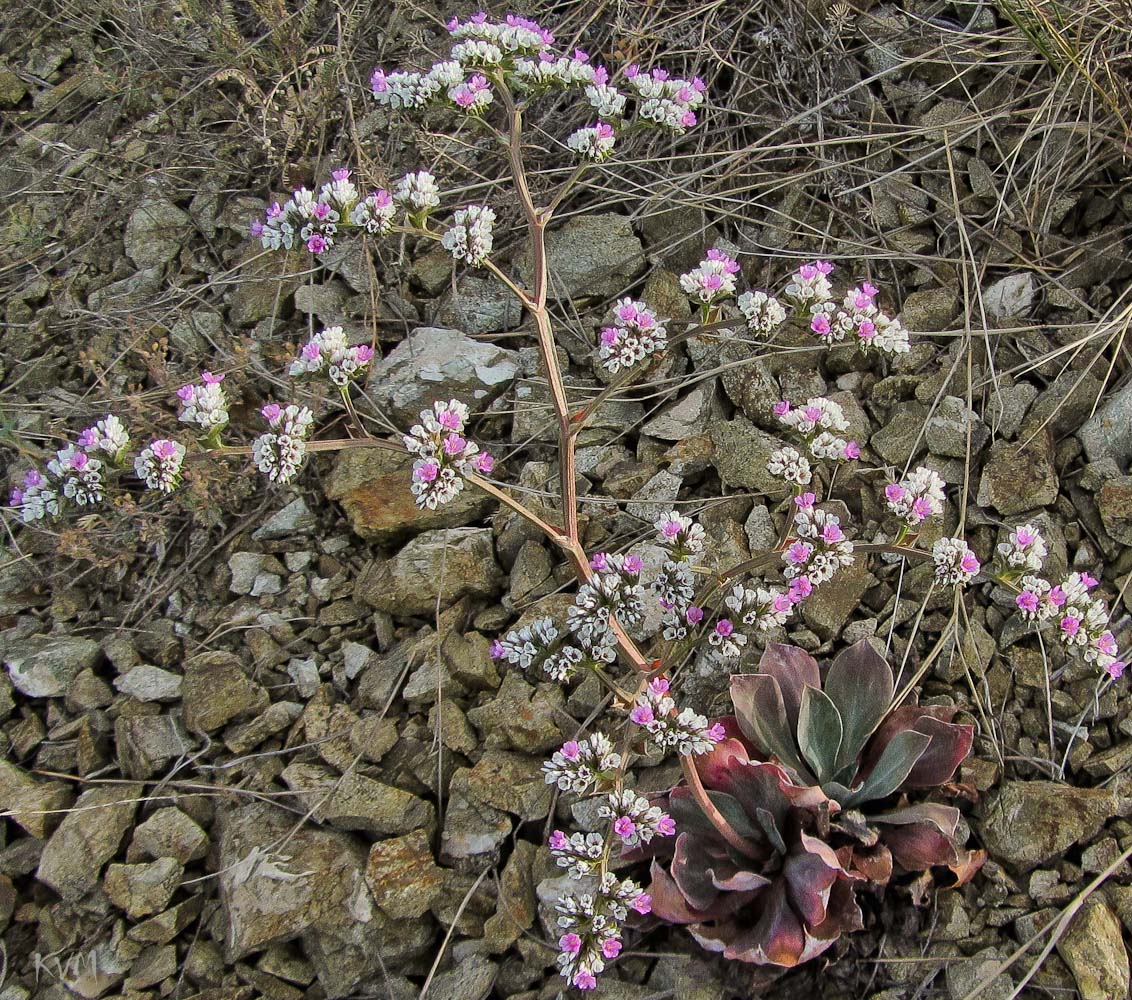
(767, 446, 812, 486)
(134, 439, 186, 494)
(393, 171, 441, 214)
(737, 290, 787, 334)
(933, 537, 981, 586)
(441, 205, 496, 266)
(253, 404, 314, 484)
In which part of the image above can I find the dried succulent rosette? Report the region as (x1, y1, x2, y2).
(642, 640, 983, 967)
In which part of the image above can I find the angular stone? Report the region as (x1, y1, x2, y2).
(131, 807, 208, 863)
(364, 326, 519, 426)
(871, 404, 928, 466)
(4, 634, 102, 698)
(253, 497, 316, 540)
(520, 213, 646, 300)
(225, 700, 303, 755)
(113, 663, 182, 702)
(709, 418, 792, 497)
(440, 768, 512, 870)
(37, 782, 143, 901)
(926, 396, 987, 458)
(0, 759, 73, 838)
(325, 448, 495, 544)
(116, 714, 195, 778)
(227, 246, 301, 327)
(976, 435, 1058, 515)
(978, 781, 1132, 871)
(355, 528, 503, 616)
(436, 273, 523, 334)
(464, 750, 553, 822)
(364, 829, 444, 919)
(483, 840, 537, 952)
(181, 651, 269, 733)
(800, 560, 874, 641)
(128, 894, 204, 945)
(1098, 476, 1132, 545)
(465, 672, 567, 754)
(642, 382, 723, 441)
(1056, 899, 1129, 1000)
(280, 762, 434, 837)
(125, 197, 190, 269)
(1080, 381, 1132, 467)
(105, 856, 183, 918)
(983, 273, 1035, 320)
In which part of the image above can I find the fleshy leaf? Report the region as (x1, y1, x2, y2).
(649, 859, 710, 924)
(731, 674, 812, 781)
(755, 807, 787, 855)
(784, 838, 840, 926)
(732, 880, 806, 966)
(871, 802, 960, 838)
(757, 642, 821, 731)
(671, 833, 722, 910)
(903, 716, 974, 787)
(797, 684, 844, 784)
(668, 787, 761, 843)
(842, 729, 931, 807)
(824, 639, 894, 777)
(883, 822, 960, 872)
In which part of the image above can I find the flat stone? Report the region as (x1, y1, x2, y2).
(181, 651, 269, 733)
(37, 782, 143, 901)
(0, 759, 73, 838)
(800, 559, 874, 640)
(926, 396, 987, 458)
(225, 700, 303, 755)
(364, 326, 519, 426)
(520, 213, 646, 300)
(280, 762, 434, 837)
(1098, 476, 1132, 545)
(228, 552, 286, 596)
(125, 197, 190, 269)
(440, 768, 512, 871)
(113, 663, 182, 702)
(709, 418, 792, 497)
(4, 633, 101, 698)
(115, 714, 195, 778)
(364, 829, 444, 919)
(900, 287, 959, 332)
(976, 435, 1058, 515)
(326, 447, 495, 544)
(1056, 899, 1129, 1000)
(983, 273, 1035, 320)
(978, 781, 1132, 871)
(253, 498, 316, 540)
(355, 527, 503, 616)
(483, 840, 537, 952)
(464, 750, 553, 822)
(131, 807, 208, 863)
(465, 672, 567, 754)
(436, 273, 523, 334)
(626, 469, 684, 525)
(105, 857, 183, 918)
(1022, 370, 1104, 439)
(128, 894, 203, 945)
(1080, 381, 1132, 467)
(642, 382, 722, 441)
(871, 404, 928, 466)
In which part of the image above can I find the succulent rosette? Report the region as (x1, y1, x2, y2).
(641, 640, 982, 967)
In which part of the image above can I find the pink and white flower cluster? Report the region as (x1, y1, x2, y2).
(996, 523, 1048, 575)
(555, 873, 651, 990)
(629, 676, 726, 756)
(679, 248, 740, 305)
(252, 168, 359, 255)
(932, 537, 981, 586)
(47, 445, 104, 507)
(599, 789, 675, 847)
(77, 414, 131, 465)
(567, 121, 616, 161)
(625, 64, 706, 132)
(177, 371, 229, 433)
(8, 468, 60, 522)
(402, 399, 494, 510)
(784, 259, 835, 309)
(784, 492, 854, 586)
(440, 205, 496, 266)
(885, 466, 946, 527)
(542, 734, 622, 795)
(251, 403, 314, 484)
(289, 326, 374, 388)
(597, 298, 668, 374)
(773, 396, 860, 463)
(392, 170, 441, 217)
(737, 289, 788, 334)
(808, 281, 911, 356)
(134, 439, 186, 494)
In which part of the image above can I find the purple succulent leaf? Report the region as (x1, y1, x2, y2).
(883, 822, 961, 872)
(649, 858, 712, 924)
(783, 836, 842, 926)
(671, 833, 725, 910)
(667, 786, 760, 844)
(754, 806, 787, 855)
(870, 802, 960, 837)
(694, 728, 753, 788)
(711, 865, 773, 893)
(862, 704, 958, 772)
(730, 880, 807, 966)
(902, 716, 974, 788)
(841, 729, 931, 808)
(823, 639, 894, 774)
(757, 642, 821, 728)
(809, 875, 865, 940)
(797, 683, 844, 784)
(730, 674, 813, 782)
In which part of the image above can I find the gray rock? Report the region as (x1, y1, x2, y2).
(440, 767, 512, 871)
(642, 382, 722, 440)
(464, 750, 553, 821)
(105, 857, 183, 918)
(253, 497, 316, 540)
(218, 801, 417, 997)
(870, 404, 928, 466)
(227, 248, 301, 326)
(365, 326, 519, 426)
(1056, 899, 1129, 1000)
(280, 762, 434, 836)
(466, 672, 567, 754)
(130, 807, 208, 863)
(1098, 476, 1132, 545)
(709, 418, 792, 497)
(113, 663, 182, 702)
(983, 273, 1035, 320)
(744, 503, 777, 552)
(899, 287, 959, 332)
(4, 633, 101, 698)
(115, 714, 195, 778)
(124, 197, 190, 269)
(520, 213, 646, 300)
(37, 782, 142, 901)
(926, 396, 987, 458)
(228, 552, 285, 596)
(225, 700, 303, 754)
(511, 374, 645, 445)
(287, 657, 321, 698)
(1080, 381, 1132, 467)
(978, 781, 1132, 871)
(364, 829, 444, 919)
(355, 527, 503, 616)
(507, 540, 553, 606)
(0, 759, 73, 839)
(294, 281, 348, 324)
(483, 839, 537, 952)
(1022, 370, 1104, 438)
(169, 309, 221, 356)
(181, 651, 269, 733)
(436, 273, 524, 334)
(985, 382, 1038, 439)
(946, 947, 1014, 1000)
(421, 958, 497, 1000)
(626, 469, 683, 524)
(976, 435, 1059, 515)
(800, 560, 874, 640)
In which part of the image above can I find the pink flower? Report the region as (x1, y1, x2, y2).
(24, 469, 43, 487)
(861, 281, 878, 299)
(960, 550, 980, 575)
(622, 554, 643, 575)
(911, 497, 933, 522)
(1107, 660, 1126, 679)
(773, 400, 791, 417)
(613, 816, 636, 840)
(355, 345, 375, 362)
(602, 938, 622, 960)
(306, 234, 327, 254)
(662, 518, 682, 538)
(857, 320, 876, 340)
(853, 291, 872, 310)
(595, 122, 615, 140)
(600, 327, 619, 346)
(549, 830, 568, 850)
(77, 428, 96, 448)
(798, 263, 817, 281)
(573, 48, 589, 62)
(69, 452, 89, 471)
(312, 202, 332, 221)
(1060, 615, 1080, 637)
(559, 933, 583, 954)
(625, 63, 640, 78)
(371, 68, 388, 93)
(657, 814, 676, 836)
(810, 314, 831, 336)
(652, 67, 669, 81)
(302, 341, 321, 361)
(803, 405, 822, 423)
(201, 371, 224, 384)
(842, 440, 860, 459)
(785, 541, 812, 565)
(795, 492, 816, 510)
(590, 552, 608, 572)
(454, 88, 475, 108)
(773, 594, 792, 613)
(9, 488, 23, 506)
(593, 65, 609, 85)
(680, 109, 697, 128)
(884, 483, 906, 502)
(152, 439, 177, 459)
(649, 677, 670, 695)
(788, 577, 813, 602)
(632, 893, 652, 914)
(1016, 591, 1039, 613)
(443, 434, 466, 455)
(630, 704, 654, 726)
(261, 403, 281, 422)
(413, 460, 439, 483)
(177, 384, 194, 402)
(574, 971, 597, 990)
(692, 76, 706, 92)
(249, 219, 264, 237)
(331, 170, 348, 185)
(702, 273, 723, 292)
(1081, 572, 1099, 588)
(707, 723, 727, 742)
(1048, 586, 1066, 607)
(1097, 632, 1118, 657)
(686, 606, 704, 624)
(561, 740, 581, 760)
(821, 523, 844, 544)
(489, 639, 505, 660)
(1015, 526, 1036, 546)
(266, 201, 283, 219)
(437, 409, 462, 430)
(816, 260, 834, 275)
(715, 619, 734, 638)
(474, 453, 494, 474)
